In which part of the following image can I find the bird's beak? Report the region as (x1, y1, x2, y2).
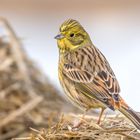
(54, 33, 64, 40)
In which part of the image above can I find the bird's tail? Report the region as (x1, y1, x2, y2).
(119, 104, 140, 130)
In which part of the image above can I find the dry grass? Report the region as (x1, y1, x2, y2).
(13, 113, 140, 140)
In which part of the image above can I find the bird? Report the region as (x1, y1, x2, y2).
(55, 19, 140, 129)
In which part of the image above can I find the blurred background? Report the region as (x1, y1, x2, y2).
(0, 0, 140, 110)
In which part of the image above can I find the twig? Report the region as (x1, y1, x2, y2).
(0, 96, 43, 128)
(12, 137, 31, 140)
(0, 58, 13, 71)
(0, 18, 36, 98)
(118, 132, 140, 140)
(0, 83, 21, 98)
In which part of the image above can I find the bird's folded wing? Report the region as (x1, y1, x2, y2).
(63, 63, 94, 83)
(63, 63, 121, 110)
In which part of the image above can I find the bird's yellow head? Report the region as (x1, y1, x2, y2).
(55, 19, 91, 53)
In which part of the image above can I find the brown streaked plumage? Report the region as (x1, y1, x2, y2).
(55, 19, 140, 129)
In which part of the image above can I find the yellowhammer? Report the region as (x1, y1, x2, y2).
(55, 19, 140, 129)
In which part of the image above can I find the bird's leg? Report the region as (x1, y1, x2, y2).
(97, 108, 105, 125)
(73, 108, 89, 128)
(81, 108, 89, 119)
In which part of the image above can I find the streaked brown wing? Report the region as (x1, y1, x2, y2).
(63, 63, 93, 83)
(80, 70, 121, 110)
(97, 70, 120, 95)
(63, 63, 121, 110)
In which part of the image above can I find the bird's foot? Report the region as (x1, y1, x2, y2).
(72, 119, 83, 130)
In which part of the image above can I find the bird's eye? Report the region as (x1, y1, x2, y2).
(70, 33, 75, 37)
